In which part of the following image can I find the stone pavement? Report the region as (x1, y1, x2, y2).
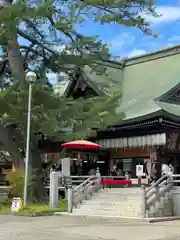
(0, 215, 180, 240)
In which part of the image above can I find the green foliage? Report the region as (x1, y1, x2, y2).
(0, 80, 123, 145)
(20, 200, 67, 214)
(0, 199, 67, 214)
(0, 0, 157, 166)
(0, 0, 158, 75)
(6, 169, 24, 198)
(0, 199, 12, 212)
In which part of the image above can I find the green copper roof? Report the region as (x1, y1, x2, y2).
(121, 53, 180, 120)
(66, 45, 180, 121)
(83, 63, 123, 95)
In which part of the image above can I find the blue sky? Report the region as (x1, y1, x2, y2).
(76, 0, 180, 58)
(22, 0, 180, 83)
(20, 0, 180, 59)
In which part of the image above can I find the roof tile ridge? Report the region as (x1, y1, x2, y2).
(124, 44, 180, 67)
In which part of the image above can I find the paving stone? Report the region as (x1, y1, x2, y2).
(0, 215, 180, 240)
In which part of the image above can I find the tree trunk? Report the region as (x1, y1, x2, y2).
(0, 0, 25, 84)
(0, 0, 26, 167)
(0, 0, 47, 203)
(0, 122, 23, 167)
(28, 149, 47, 203)
(0, 125, 47, 202)
(7, 39, 25, 83)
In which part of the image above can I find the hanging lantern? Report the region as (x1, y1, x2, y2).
(152, 134, 157, 146)
(122, 138, 128, 148)
(111, 139, 115, 148)
(137, 136, 141, 147)
(128, 138, 132, 148)
(147, 135, 151, 146)
(114, 138, 119, 148)
(142, 136, 146, 148)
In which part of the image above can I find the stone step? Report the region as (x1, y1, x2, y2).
(94, 190, 140, 194)
(91, 196, 142, 201)
(104, 188, 141, 192)
(93, 193, 141, 196)
(100, 188, 142, 194)
(75, 202, 141, 210)
(79, 201, 141, 207)
(73, 209, 141, 217)
(77, 206, 141, 213)
(95, 190, 142, 195)
(81, 201, 141, 207)
(92, 194, 142, 198)
(81, 200, 141, 207)
(70, 212, 142, 219)
(72, 187, 143, 218)
(73, 206, 141, 213)
(93, 191, 142, 195)
(99, 191, 142, 195)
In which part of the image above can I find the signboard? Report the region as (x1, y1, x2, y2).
(11, 197, 22, 212)
(136, 165, 144, 177)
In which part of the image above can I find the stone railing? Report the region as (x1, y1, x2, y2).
(141, 174, 180, 218)
(49, 171, 101, 212)
(73, 175, 101, 208)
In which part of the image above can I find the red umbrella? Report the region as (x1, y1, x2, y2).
(61, 140, 102, 149)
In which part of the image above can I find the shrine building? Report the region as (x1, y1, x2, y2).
(38, 44, 180, 181)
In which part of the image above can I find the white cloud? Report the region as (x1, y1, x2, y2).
(108, 32, 135, 51)
(108, 6, 180, 58)
(143, 6, 180, 24)
(128, 49, 147, 58)
(108, 32, 151, 58)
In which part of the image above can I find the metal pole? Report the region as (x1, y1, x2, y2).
(23, 83, 32, 206)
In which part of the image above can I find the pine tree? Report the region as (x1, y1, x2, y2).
(0, 0, 157, 200)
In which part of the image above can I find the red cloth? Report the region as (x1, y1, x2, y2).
(100, 179, 132, 185)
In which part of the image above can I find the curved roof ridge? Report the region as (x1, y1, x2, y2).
(124, 44, 180, 66)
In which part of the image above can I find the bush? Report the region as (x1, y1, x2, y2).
(0, 199, 67, 214)
(21, 200, 67, 214)
(6, 169, 24, 198)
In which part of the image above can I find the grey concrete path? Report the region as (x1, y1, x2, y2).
(0, 215, 180, 240)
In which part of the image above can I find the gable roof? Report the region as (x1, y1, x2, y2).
(65, 68, 104, 97)
(65, 44, 180, 122)
(121, 48, 180, 120)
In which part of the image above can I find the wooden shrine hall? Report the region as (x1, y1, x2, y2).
(57, 44, 180, 179)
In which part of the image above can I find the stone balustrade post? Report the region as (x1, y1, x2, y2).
(96, 167, 101, 190)
(67, 186, 73, 213)
(141, 184, 147, 218)
(65, 176, 73, 213)
(49, 171, 59, 208)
